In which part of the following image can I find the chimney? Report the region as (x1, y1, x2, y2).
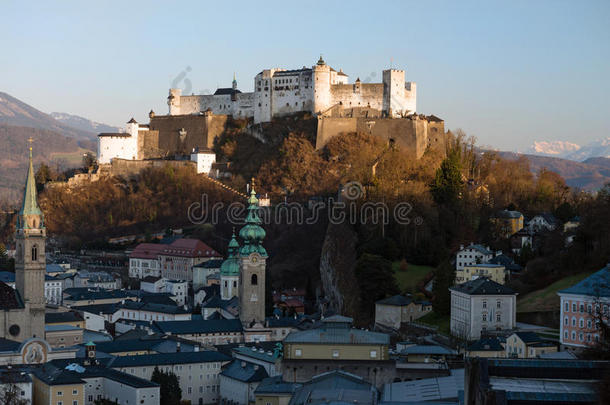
(254, 365, 259, 370)
(241, 361, 246, 368)
(176, 342, 181, 352)
(459, 244, 464, 251)
(194, 346, 200, 352)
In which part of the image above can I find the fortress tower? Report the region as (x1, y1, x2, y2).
(312, 56, 331, 114)
(383, 69, 406, 117)
(238, 183, 267, 326)
(168, 88, 182, 115)
(14, 145, 46, 340)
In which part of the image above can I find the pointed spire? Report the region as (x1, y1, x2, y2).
(232, 73, 237, 90)
(21, 142, 42, 218)
(239, 178, 267, 256)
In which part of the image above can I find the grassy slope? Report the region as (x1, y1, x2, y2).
(392, 262, 435, 294)
(517, 271, 594, 313)
(418, 311, 451, 336)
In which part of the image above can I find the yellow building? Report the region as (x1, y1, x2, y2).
(492, 210, 524, 238)
(505, 332, 558, 358)
(32, 369, 85, 405)
(465, 337, 506, 358)
(45, 311, 86, 329)
(44, 325, 83, 349)
(456, 264, 506, 285)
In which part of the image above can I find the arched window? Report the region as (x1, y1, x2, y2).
(251, 274, 258, 285)
(31, 245, 38, 261)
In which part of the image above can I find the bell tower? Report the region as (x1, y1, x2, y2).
(238, 180, 267, 326)
(14, 142, 46, 339)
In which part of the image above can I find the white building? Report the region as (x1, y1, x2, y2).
(455, 243, 494, 271)
(0, 272, 62, 305)
(110, 351, 231, 405)
(168, 57, 416, 124)
(219, 359, 269, 405)
(0, 369, 32, 404)
(527, 213, 558, 233)
(129, 243, 165, 279)
(140, 277, 187, 306)
(191, 149, 216, 175)
(97, 118, 144, 164)
(450, 278, 517, 340)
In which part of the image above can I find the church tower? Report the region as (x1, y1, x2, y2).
(14, 145, 46, 339)
(220, 230, 240, 300)
(238, 182, 267, 326)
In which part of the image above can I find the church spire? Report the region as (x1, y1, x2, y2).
(220, 229, 240, 277)
(232, 72, 237, 90)
(18, 140, 43, 229)
(239, 179, 267, 256)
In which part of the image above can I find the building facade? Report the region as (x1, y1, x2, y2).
(450, 278, 517, 341)
(558, 265, 610, 348)
(129, 243, 166, 279)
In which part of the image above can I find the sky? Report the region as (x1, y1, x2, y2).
(1, 0, 609, 151)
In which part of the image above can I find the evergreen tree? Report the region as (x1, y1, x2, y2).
(430, 149, 463, 206)
(432, 260, 455, 315)
(355, 253, 399, 318)
(151, 366, 182, 405)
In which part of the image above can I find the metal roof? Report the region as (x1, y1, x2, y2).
(220, 359, 269, 383)
(153, 319, 243, 334)
(255, 376, 301, 394)
(558, 265, 610, 297)
(109, 350, 230, 368)
(284, 325, 389, 345)
(382, 369, 464, 403)
(450, 278, 515, 296)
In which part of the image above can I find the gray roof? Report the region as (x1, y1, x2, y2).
(382, 369, 464, 403)
(40, 359, 158, 388)
(109, 351, 230, 368)
(401, 345, 457, 355)
(462, 244, 492, 255)
(289, 370, 376, 405)
(495, 210, 523, 219)
(220, 359, 269, 383)
(46, 311, 84, 324)
(255, 376, 301, 395)
(284, 323, 389, 345)
(468, 337, 503, 352)
(558, 265, 610, 297)
(450, 278, 516, 296)
(153, 319, 243, 335)
(376, 295, 412, 306)
(233, 345, 280, 363)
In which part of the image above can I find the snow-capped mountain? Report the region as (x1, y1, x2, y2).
(564, 137, 610, 161)
(51, 112, 120, 134)
(528, 140, 581, 157)
(528, 137, 610, 161)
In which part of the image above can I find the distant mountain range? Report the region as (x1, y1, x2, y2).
(0, 92, 117, 203)
(498, 151, 610, 191)
(527, 137, 610, 161)
(50, 112, 120, 134)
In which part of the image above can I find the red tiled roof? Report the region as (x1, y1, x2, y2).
(130, 243, 167, 259)
(160, 238, 220, 258)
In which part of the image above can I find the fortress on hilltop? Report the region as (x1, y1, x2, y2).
(167, 56, 416, 123)
(96, 57, 447, 176)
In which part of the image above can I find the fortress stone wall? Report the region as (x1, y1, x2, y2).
(316, 113, 446, 160)
(104, 158, 196, 178)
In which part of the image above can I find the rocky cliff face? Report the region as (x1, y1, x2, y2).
(319, 221, 361, 319)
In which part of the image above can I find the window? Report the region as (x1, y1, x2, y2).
(572, 331, 576, 340)
(564, 317, 568, 326)
(564, 331, 568, 339)
(295, 349, 302, 357)
(588, 319, 592, 329)
(496, 313, 501, 322)
(58, 392, 63, 396)
(72, 390, 78, 395)
(251, 274, 258, 285)
(579, 333, 584, 341)
(580, 304, 584, 313)
(497, 300, 501, 309)
(573, 303, 577, 312)
(565, 302, 569, 312)
(32, 245, 38, 261)
(482, 313, 487, 322)
(332, 350, 339, 358)
(482, 301, 487, 309)
(572, 317, 576, 327)
(579, 318, 584, 328)
(73, 401, 78, 405)
(370, 350, 377, 358)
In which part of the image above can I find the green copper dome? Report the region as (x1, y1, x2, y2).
(221, 231, 241, 276)
(239, 184, 267, 257)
